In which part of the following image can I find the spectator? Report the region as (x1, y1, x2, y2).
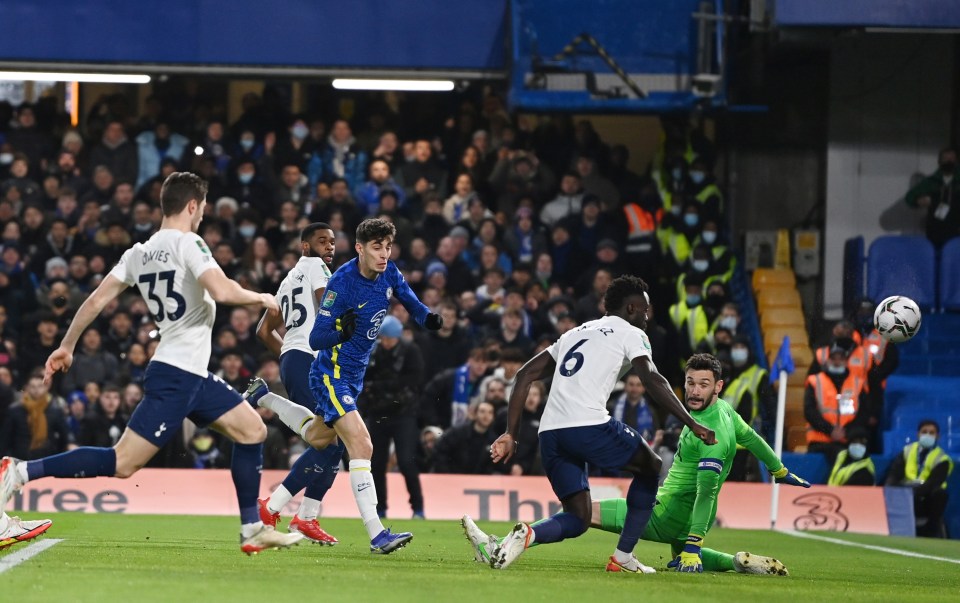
(434, 235, 475, 296)
(102, 308, 135, 357)
(905, 147, 960, 247)
(1, 372, 70, 459)
(355, 158, 404, 217)
(503, 206, 547, 266)
(60, 328, 120, 394)
(88, 120, 138, 185)
(371, 131, 402, 173)
(609, 372, 664, 454)
(415, 300, 472, 373)
(78, 384, 127, 447)
(136, 122, 188, 188)
(493, 380, 544, 476)
(886, 420, 954, 537)
(421, 346, 491, 429)
(1, 153, 41, 204)
(361, 316, 426, 519)
(417, 425, 442, 473)
(442, 175, 478, 226)
(540, 171, 583, 228)
(396, 139, 448, 220)
(491, 308, 534, 356)
(826, 426, 875, 486)
(723, 338, 776, 480)
(313, 119, 368, 193)
(488, 151, 555, 212)
(433, 399, 499, 474)
(272, 115, 318, 173)
(575, 268, 613, 323)
(804, 338, 870, 464)
(6, 104, 53, 174)
(18, 314, 60, 387)
(669, 272, 709, 361)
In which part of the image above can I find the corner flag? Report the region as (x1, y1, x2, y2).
(769, 335, 795, 384)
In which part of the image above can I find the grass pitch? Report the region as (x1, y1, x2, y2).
(3, 512, 959, 603)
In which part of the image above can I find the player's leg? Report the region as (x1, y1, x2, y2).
(203, 375, 302, 553)
(490, 429, 592, 570)
(317, 378, 411, 553)
(393, 415, 425, 518)
(289, 439, 344, 544)
(0, 511, 52, 550)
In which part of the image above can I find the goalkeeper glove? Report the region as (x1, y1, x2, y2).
(337, 308, 357, 343)
(676, 534, 703, 573)
(424, 312, 443, 331)
(772, 466, 811, 488)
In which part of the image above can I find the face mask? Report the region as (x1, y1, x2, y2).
(686, 294, 701, 307)
(683, 214, 699, 228)
(134, 223, 153, 232)
(670, 204, 683, 216)
(671, 168, 683, 181)
(692, 259, 709, 272)
(240, 139, 255, 151)
(238, 172, 254, 184)
(690, 171, 706, 185)
(291, 124, 309, 140)
(731, 348, 749, 366)
(0, 153, 12, 165)
(848, 443, 867, 460)
(826, 363, 846, 376)
(918, 433, 936, 449)
(239, 225, 256, 238)
(702, 231, 717, 245)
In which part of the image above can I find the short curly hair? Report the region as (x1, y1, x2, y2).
(684, 353, 723, 381)
(356, 218, 397, 245)
(602, 275, 649, 313)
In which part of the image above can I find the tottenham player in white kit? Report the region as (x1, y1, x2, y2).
(483, 275, 716, 572)
(254, 223, 344, 544)
(0, 172, 302, 554)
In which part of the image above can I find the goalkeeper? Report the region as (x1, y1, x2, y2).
(463, 353, 811, 574)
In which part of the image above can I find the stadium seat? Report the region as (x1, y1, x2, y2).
(763, 326, 809, 350)
(756, 287, 802, 314)
(843, 236, 865, 318)
(939, 236, 960, 311)
(866, 236, 936, 311)
(760, 307, 806, 329)
(752, 268, 796, 294)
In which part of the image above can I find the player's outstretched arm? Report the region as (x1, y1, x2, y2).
(198, 268, 278, 312)
(632, 355, 716, 445)
(44, 274, 129, 384)
(256, 308, 285, 358)
(491, 349, 556, 464)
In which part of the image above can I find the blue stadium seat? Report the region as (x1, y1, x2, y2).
(940, 237, 960, 311)
(843, 236, 865, 318)
(867, 236, 936, 311)
(883, 430, 915, 456)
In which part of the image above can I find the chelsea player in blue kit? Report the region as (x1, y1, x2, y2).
(251, 218, 443, 553)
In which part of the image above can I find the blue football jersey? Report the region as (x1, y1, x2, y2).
(309, 258, 429, 388)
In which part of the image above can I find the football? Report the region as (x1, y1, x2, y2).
(873, 295, 922, 343)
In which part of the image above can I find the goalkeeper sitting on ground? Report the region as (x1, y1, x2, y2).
(463, 353, 810, 574)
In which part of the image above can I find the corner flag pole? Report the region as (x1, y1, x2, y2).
(769, 335, 794, 530)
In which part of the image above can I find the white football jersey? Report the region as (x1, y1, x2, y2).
(277, 256, 332, 356)
(538, 315, 653, 433)
(109, 229, 218, 377)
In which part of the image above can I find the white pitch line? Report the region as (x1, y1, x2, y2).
(0, 539, 63, 574)
(779, 530, 960, 565)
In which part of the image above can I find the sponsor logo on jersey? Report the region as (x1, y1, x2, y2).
(195, 240, 210, 255)
(322, 290, 337, 308)
(385, 286, 393, 300)
(358, 301, 369, 309)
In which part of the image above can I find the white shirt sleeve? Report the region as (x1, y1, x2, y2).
(108, 246, 137, 286)
(182, 234, 218, 279)
(624, 327, 653, 361)
(546, 339, 561, 360)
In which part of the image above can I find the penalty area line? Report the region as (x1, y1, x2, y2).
(779, 530, 960, 565)
(0, 539, 64, 574)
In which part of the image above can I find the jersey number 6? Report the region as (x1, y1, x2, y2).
(139, 270, 186, 322)
(559, 338, 588, 377)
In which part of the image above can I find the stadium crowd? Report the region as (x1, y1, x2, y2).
(0, 88, 751, 482)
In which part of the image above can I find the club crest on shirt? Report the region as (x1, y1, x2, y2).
(385, 286, 393, 300)
(343, 395, 355, 406)
(322, 290, 337, 308)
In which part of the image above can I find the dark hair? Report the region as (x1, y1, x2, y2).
(160, 172, 208, 217)
(500, 347, 527, 364)
(301, 222, 332, 242)
(918, 419, 940, 434)
(356, 218, 396, 245)
(603, 275, 649, 313)
(685, 353, 723, 381)
(467, 347, 488, 361)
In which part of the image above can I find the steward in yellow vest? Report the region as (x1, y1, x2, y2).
(827, 428, 875, 486)
(885, 420, 955, 538)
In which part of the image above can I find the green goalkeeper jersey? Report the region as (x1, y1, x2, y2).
(659, 397, 784, 538)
